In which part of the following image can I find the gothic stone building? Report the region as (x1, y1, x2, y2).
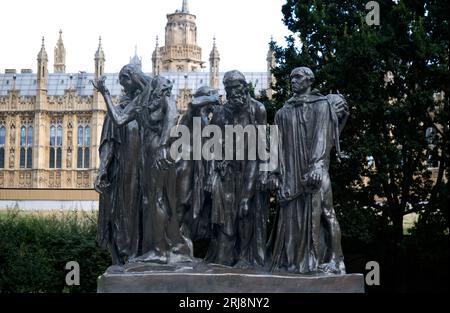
(0, 0, 275, 204)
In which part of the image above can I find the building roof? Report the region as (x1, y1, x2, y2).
(0, 72, 121, 97)
(0, 71, 268, 98)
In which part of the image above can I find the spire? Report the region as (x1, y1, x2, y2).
(182, 0, 189, 13)
(37, 37, 48, 61)
(209, 36, 220, 59)
(95, 36, 105, 60)
(152, 36, 160, 55)
(58, 29, 63, 43)
(152, 36, 162, 75)
(209, 37, 220, 89)
(54, 29, 66, 73)
(37, 36, 48, 108)
(129, 45, 142, 70)
(95, 36, 105, 78)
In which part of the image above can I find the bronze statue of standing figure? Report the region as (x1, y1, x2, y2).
(94, 64, 192, 265)
(175, 86, 220, 245)
(205, 70, 269, 268)
(268, 67, 349, 274)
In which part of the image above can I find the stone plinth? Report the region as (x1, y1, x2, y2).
(97, 262, 364, 293)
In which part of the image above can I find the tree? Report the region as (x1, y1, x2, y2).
(269, 0, 448, 290)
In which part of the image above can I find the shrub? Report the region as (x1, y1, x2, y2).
(0, 208, 110, 293)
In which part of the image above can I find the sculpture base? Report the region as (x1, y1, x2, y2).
(97, 262, 364, 293)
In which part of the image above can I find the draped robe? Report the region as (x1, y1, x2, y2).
(269, 90, 341, 273)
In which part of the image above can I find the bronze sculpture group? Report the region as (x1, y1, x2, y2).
(94, 65, 349, 275)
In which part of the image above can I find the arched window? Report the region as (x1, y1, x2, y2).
(0, 126, 5, 168)
(49, 124, 63, 169)
(84, 126, 90, 168)
(20, 126, 26, 146)
(50, 126, 55, 146)
(57, 126, 62, 146)
(20, 125, 33, 168)
(77, 126, 83, 146)
(77, 124, 90, 169)
(27, 127, 33, 146)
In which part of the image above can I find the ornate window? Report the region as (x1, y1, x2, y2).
(77, 125, 90, 169)
(49, 124, 63, 168)
(20, 125, 33, 168)
(0, 125, 5, 168)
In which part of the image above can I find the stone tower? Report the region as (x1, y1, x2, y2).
(209, 37, 220, 90)
(152, 36, 162, 75)
(92, 37, 106, 169)
(36, 37, 48, 109)
(34, 37, 49, 173)
(92, 37, 106, 111)
(158, 0, 204, 72)
(129, 45, 142, 71)
(94, 36, 105, 79)
(93, 36, 106, 111)
(54, 30, 66, 73)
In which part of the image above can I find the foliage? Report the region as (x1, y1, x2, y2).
(0, 208, 110, 293)
(262, 0, 449, 291)
(268, 0, 448, 243)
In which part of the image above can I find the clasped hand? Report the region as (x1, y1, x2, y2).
(306, 168, 322, 189)
(155, 146, 174, 170)
(94, 169, 110, 194)
(239, 198, 250, 218)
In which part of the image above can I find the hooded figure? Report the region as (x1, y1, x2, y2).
(96, 64, 150, 264)
(94, 64, 192, 265)
(268, 67, 348, 274)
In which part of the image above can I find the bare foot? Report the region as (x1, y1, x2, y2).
(318, 260, 346, 274)
(130, 251, 169, 264)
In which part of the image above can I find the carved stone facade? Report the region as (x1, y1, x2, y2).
(0, 0, 274, 197)
(0, 37, 108, 193)
(0, 98, 104, 190)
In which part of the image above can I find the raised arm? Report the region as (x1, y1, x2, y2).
(92, 76, 138, 127)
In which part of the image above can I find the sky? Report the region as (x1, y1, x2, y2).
(0, 0, 292, 74)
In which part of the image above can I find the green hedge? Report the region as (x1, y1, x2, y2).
(0, 208, 110, 293)
(1, 206, 447, 293)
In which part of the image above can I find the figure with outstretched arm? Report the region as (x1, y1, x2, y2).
(94, 64, 192, 265)
(92, 67, 148, 127)
(93, 63, 148, 265)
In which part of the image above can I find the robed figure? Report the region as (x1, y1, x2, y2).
(94, 64, 192, 265)
(95, 65, 147, 265)
(268, 67, 348, 274)
(175, 86, 219, 244)
(205, 70, 269, 268)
